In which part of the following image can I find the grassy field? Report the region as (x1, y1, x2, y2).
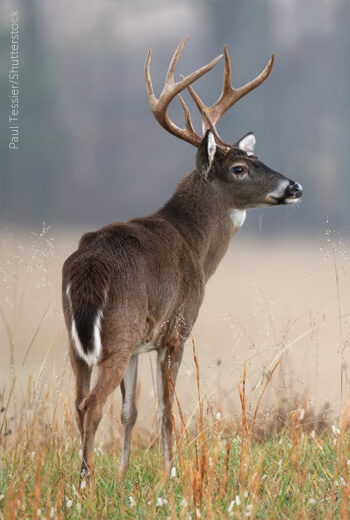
(1, 360, 350, 519)
(0, 226, 349, 518)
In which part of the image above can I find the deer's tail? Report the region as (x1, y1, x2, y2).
(64, 257, 110, 366)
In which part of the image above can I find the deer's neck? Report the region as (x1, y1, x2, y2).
(156, 172, 242, 281)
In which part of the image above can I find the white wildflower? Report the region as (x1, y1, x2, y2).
(72, 484, 80, 499)
(66, 499, 73, 508)
(235, 495, 241, 506)
(246, 504, 253, 517)
(228, 500, 235, 513)
(216, 412, 221, 421)
(170, 466, 177, 478)
(332, 425, 341, 436)
(94, 441, 104, 456)
(156, 497, 168, 507)
(129, 496, 136, 508)
(309, 498, 316, 505)
(80, 479, 87, 490)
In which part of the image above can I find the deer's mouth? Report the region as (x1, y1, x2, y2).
(265, 182, 303, 205)
(284, 191, 303, 204)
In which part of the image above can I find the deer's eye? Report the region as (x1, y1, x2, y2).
(232, 165, 248, 176)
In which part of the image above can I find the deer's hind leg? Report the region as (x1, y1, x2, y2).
(78, 346, 134, 481)
(69, 345, 92, 442)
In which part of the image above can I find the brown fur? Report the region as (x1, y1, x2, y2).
(62, 133, 302, 481)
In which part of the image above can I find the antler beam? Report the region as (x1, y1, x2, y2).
(145, 36, 222, 148)
(187, 47, 274, 148)
(145, 36, 274, 151)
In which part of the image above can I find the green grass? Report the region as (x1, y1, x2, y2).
(2, 355, 350, 520)
(2, 420, 350, 519)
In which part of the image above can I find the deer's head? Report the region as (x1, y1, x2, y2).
(146, 36, 302, 211)
(196, 130, 302, 210)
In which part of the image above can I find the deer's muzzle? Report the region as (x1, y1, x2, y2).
(284, 182, 303, 203)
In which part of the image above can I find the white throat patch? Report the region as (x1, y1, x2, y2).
(230, 209, 246, 228)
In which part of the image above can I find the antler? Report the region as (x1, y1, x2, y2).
(145, 36, 274, 151)
(187, 46, 274, 149)
(145, 36, 222, 148)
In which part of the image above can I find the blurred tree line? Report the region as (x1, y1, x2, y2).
(0, 0, 349, 236)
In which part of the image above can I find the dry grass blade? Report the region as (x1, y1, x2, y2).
(0, 304, 50, 437)
(249, 359, 281, 435)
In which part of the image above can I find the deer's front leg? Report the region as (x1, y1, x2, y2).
(156, 343, 184, 470)
(120, 354, 139, 474)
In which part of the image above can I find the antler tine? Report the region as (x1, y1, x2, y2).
(187, 46, 275, 147)
(181, 75, 230, 151)
(166, 35, 190, 86)
(212, 46, 275, 126)
(145, 36, 223, 147)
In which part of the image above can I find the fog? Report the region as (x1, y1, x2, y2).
(0, 0, 349, 237)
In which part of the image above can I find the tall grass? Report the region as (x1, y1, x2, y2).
(0, 225, 349, 518)
(1, 350, 350, 519)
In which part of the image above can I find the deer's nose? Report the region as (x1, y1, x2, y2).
(287, 182, 303, 198)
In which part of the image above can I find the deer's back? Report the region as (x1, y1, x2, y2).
(62, 217, 205, 351)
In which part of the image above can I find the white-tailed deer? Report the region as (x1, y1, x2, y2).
(62, 36, 302, 482)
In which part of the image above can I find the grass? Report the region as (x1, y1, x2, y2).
(0, 225, 349, 519)
(1, 377, 350, 519)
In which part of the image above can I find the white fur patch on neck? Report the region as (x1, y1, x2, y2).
(230, 209, 246, 228)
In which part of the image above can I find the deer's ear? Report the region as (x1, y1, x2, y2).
(236, 132, 256, 156)
(196, 130, 217, 177)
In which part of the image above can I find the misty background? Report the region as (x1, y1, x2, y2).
(0, 0, 349, 237)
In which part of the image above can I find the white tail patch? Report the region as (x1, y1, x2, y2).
(65, 283, 104, 367)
